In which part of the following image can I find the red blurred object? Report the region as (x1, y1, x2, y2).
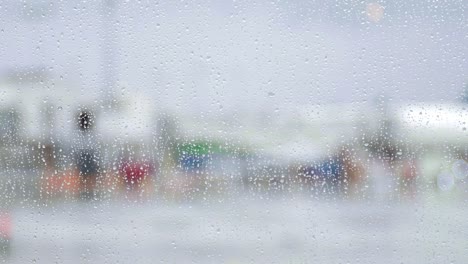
(121, 162, 155, 184)
(0, 213, 11, 239)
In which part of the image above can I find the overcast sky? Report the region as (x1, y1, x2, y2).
(0, 0, 467, 114)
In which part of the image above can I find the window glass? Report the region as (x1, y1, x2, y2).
(0, 0, 467, 263)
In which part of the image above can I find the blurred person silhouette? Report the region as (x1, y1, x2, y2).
(75, 109, 100, 200)
(40, 144, 57, 200)
(119, 149, 156, 201)
(400, 158, 418, 199)
(297, 155, 344, 196)
(340, 147, 366, 197)
(0, 212, 11, 257)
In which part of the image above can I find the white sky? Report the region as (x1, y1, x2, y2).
(0, 0, 467, 114)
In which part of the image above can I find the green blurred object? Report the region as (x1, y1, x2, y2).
(176, 140, 248, 158)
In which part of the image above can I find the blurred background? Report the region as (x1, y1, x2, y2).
(0, 0, 467, 263)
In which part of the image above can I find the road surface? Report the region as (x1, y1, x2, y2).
(5, 197, 468, 263)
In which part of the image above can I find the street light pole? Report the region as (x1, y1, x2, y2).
(101, 0, 118, 108)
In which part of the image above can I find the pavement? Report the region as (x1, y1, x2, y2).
(3, 196, 467, 264)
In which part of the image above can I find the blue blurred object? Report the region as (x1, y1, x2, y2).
(318, 158, 343, 182)
(180, 155, 207, 172)
(301, 157, 344, 184)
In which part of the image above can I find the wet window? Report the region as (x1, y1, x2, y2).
(0, 0, 467, 263)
